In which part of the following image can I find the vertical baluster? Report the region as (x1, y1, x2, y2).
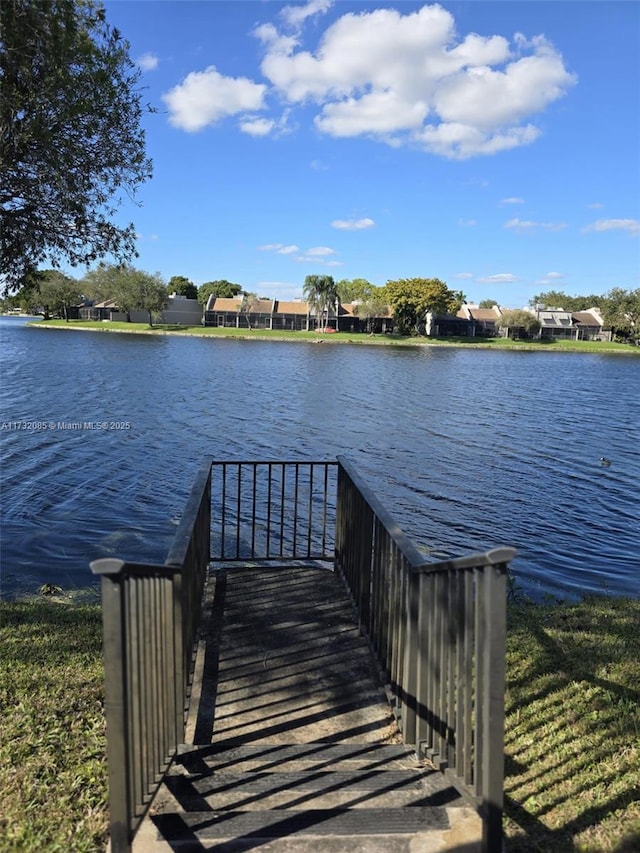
(474, 567, 485, 797)
(307, 464, 314, 558)
(279, 464, 285, 558)
(322, 463, 329, 557)
(447, 572, 457, 768)
(416, 571, 430, 755)
(266, 463, 272, 558)
(481, 563, 507, 853)
(293, 463, 299, 556)
(251, 463, 257, 558)
(463, 570, 474, 785)
(236, 463, 242, 559)
(220, 464, 226, 560)
(402, 570, 419, 746)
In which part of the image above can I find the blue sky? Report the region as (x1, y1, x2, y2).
(99, 0, 639, 305)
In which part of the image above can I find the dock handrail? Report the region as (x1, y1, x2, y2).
(90, 457, 212, 852)
(335, 455, 514, 852)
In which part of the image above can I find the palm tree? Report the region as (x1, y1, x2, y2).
(303, 274, 337, 333)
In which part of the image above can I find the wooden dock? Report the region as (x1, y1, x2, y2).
(133, 564, 482, 852)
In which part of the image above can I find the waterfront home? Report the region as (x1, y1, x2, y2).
(533, 307, 611, 341)
(79, 296, 203, 325)
(204, 296, 394, 333)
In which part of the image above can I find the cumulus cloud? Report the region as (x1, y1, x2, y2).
(331, 217, 375, 230)
(163, 66, 267, 131)
(545, 271, 564, 279)
(505, 217, 567, 231)
(477, 273, 519, 283)
(583, 218, 640, 235)
(501, 197, 524, 204)
(136, 52, 159, 72)
(255, 3, 576, 159)
(165, 3, 576, 158)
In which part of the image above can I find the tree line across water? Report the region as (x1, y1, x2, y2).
(2, 268, 639, 340)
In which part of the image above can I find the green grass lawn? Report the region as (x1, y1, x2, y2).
(0, 596, 107, 852)
(503, 595, 640, 852)
(28, 319, 638, 353)
(1, 592, 638, 851)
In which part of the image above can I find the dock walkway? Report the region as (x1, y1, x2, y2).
(133, 564, 482, 852)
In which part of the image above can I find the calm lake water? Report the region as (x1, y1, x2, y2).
(1, 316, 638, 600)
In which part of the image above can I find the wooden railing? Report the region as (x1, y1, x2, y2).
(90, 458, 212, 852)
(94, 456, 513, 852)
(209, 460, 337, 562)
(335, 456, 515, 852)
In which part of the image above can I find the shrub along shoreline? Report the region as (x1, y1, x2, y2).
(27, 318, 639, 354)
(1, 590, 638, 852)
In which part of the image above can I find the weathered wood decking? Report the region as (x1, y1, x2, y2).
(133, 564, 482, 852)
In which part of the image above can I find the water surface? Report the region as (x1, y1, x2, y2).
(1, 317, 638, 599)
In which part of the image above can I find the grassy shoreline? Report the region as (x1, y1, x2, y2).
(1, 591, 638, 851)
(27, 318, 639, 354)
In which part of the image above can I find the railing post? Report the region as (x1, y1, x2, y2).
(481, 561, 507, 852)
(172, 570, 185, 740)
(91, 560, 131, 853)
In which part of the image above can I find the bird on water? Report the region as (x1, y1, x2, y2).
(600, 457, 611, 466)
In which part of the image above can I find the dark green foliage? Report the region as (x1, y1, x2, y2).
(168, 275, 197, 300)
(0, 0, 152, 293)
(382, 277, 461, 335)
(33, 269, 82, 320)
(198, 280, 243, 304)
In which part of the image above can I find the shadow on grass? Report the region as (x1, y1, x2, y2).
(503, 597, 640, 851)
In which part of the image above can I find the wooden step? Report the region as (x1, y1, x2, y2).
(173, 742, 428, 773)
(162, 768, 461, 812)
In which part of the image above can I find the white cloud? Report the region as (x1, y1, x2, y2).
(240, 117, 275, 136)
(501, 197, 524, 204)
(280, 0, 333, 30)
(256, 4, 576, 159)
(477, 273, 519, 283)
(136, 53, 159, 72)
(455, 272, 474, 279)
(278, 245, 300, 254)
(331, 217, 375, 230)
(163, 66, 267, 132)
(306, 246, 336, 256)
(310, 159, 329, 170)
(505, 217, 567, 231)
(458, 218, 477, 226)
(583, 218, 640, 235)
(545, 271, 564, 279)
(587, 202, 604, 209)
